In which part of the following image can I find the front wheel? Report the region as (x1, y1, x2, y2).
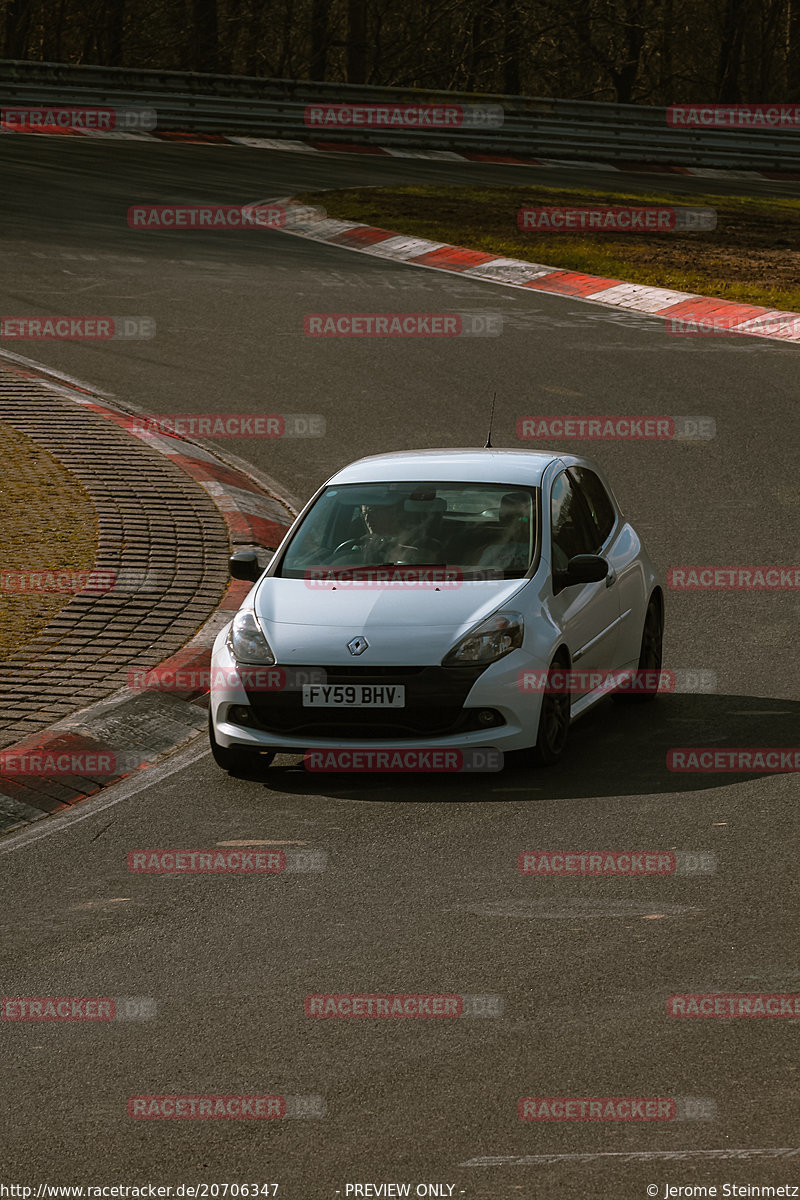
(614, 595, 663, 704)
(531, 657, 571, 765)
(208, 714, 275, 774)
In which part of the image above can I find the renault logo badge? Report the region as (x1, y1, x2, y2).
(347, 636, 369, 656)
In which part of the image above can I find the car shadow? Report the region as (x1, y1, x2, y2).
(237, 693, 799, 802)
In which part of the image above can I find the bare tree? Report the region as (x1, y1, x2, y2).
(310, 0, 330, 78)
(105, 0, 126, 65)
(716, 0, 748, 99)
(5, 0, 798, 106)
(607, 0, 648, 102)
(347, 0, 367, 80)
(790, 0, 800, 96)
(500, 0, 524, 93)
(193, 0, 220, 71)
(4, 0, 32, 57)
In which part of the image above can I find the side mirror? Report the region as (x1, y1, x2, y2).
(555, 553, 608, 588)
(229, 549, 272, 582)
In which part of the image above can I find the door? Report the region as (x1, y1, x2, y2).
(547, 469, 621, 695)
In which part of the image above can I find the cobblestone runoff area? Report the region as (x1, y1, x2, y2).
(0, 367, 231, 749)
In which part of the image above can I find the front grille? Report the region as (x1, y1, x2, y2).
(245, 664, 492, 739)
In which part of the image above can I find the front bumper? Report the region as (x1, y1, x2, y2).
(209, 627, 547, 753)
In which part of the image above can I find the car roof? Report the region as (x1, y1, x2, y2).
(327, 448, 582, 487)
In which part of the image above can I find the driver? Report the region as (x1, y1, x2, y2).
(333, 501, 442, 565)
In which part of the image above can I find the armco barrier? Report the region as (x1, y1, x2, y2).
(1, 60, 800, 169)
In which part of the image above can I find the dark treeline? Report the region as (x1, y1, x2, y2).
(3, 0, 800, 103)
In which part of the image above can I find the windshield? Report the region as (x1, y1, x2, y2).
(277, 481, 538, 580)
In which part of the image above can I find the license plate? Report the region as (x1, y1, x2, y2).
(302, 684, 405, 708)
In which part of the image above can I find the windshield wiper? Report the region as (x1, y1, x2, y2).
(308, 562, 451, 578)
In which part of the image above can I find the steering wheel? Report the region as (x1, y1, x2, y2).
(331, 538, 422, 560)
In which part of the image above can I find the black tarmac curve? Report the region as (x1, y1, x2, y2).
(0, 135, 798, 1198)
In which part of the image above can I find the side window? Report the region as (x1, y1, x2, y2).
(550, 471, 597, 573)
(569, 467, 616, 550)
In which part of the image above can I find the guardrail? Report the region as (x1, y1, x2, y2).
(1, 59, 799, 169)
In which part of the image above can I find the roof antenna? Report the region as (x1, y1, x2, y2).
(484, 391, 497, 448)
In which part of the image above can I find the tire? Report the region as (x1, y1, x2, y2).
(613, 594, 663, 704)
(531, 654, 571, 766)
(208, 713, 275, 774)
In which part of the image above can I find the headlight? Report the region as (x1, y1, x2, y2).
(227, 610, 275, 665)
(443, 610, 524, 666)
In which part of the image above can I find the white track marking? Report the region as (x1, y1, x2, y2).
(0, 740, 210, 857)
(460, 1148, 800, 1166)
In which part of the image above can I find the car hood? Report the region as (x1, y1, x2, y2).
(253, 577, 527, 664)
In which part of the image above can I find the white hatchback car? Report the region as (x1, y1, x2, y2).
(209, 449, 663, 772)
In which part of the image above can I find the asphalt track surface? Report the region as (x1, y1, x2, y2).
(1, 136, 799, 1198)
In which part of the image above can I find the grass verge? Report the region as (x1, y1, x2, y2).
(0, 420, 97, 660)
(295, 184, 800, 312)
